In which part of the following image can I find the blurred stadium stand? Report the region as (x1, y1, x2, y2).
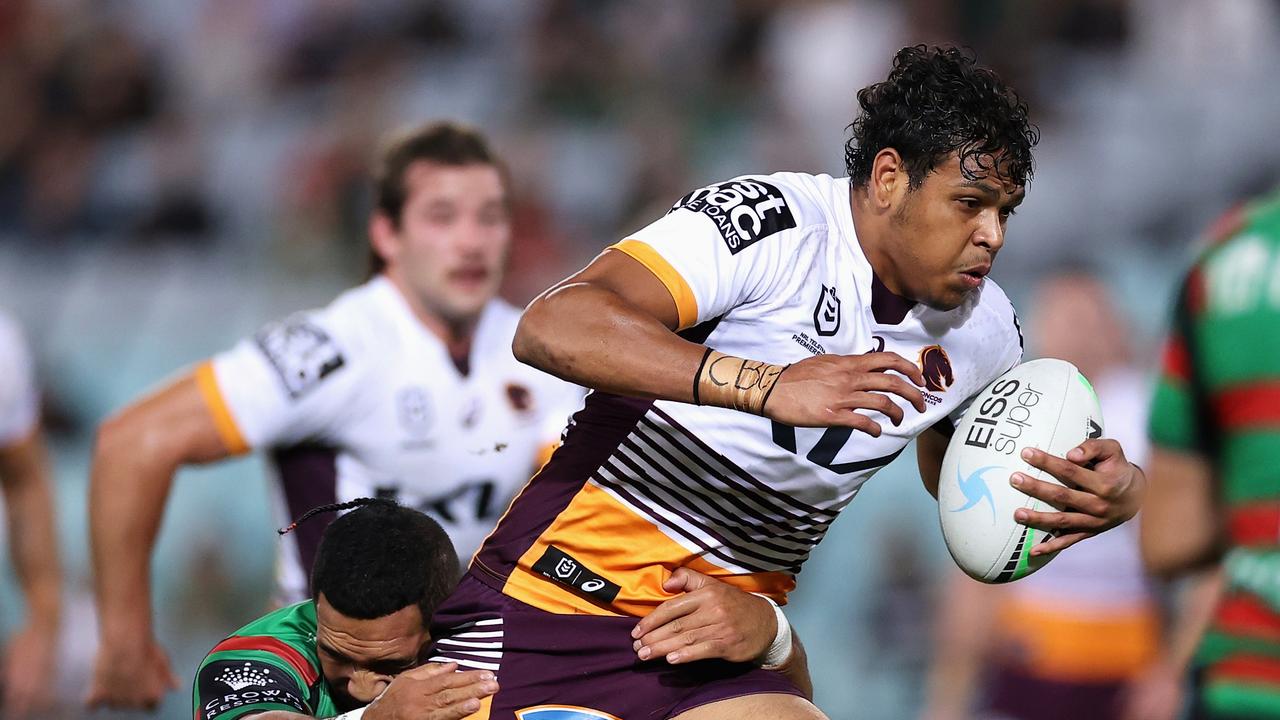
(1, 0, 1279, 716)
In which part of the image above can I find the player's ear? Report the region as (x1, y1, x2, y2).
(870, 148, 906, 210)
(369, 211, 400, 265)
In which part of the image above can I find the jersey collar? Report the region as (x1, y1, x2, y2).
(834, 177, 917, 326)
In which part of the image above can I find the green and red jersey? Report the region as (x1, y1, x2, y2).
(193, 601, 339, 719)
(1150, 190, 1280, 716)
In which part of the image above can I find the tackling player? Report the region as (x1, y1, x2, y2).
(0, 312, 60, 719)
(429, 46, 1148, 719)
(193, 498, 497, 720)
(89, 122, 582, 710)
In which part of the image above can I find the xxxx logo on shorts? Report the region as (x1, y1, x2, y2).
(516, 706, 622, 720)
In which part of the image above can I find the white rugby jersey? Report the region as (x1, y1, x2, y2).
(472, 172, 1024, 616)
(0, 312, 39, 447)
(200, 277, 583, 602)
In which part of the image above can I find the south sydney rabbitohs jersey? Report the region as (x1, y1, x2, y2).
(471, 172, 1024, 616)
(200, 278, 582, 602)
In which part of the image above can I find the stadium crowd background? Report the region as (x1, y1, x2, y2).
(1, 0, 1279, 717)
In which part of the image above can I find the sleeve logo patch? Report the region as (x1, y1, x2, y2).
(197, 659, 309, 719)
(672, 178, 797, 254)
(254, 315, 346, 398)
(216, 662, 275, 691)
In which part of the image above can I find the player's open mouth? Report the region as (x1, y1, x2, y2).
(957, 264, 990, 289)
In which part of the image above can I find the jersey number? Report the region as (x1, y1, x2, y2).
(770, 422, 903, 474)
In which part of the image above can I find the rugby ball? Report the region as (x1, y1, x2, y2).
(937, 358, 1104, 583)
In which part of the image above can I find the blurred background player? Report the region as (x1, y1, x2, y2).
(1141, 189, 1280, 720)
(0, 312, 61, 719)
(922, 270, 1160, 720)
(193, 499, 496, 720)
(88, 121, 581, 710)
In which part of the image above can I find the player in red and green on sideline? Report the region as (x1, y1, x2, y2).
(194, 498, 496, 720)
(1142, 188, 1280, 720)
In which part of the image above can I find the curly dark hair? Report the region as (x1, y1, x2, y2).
(310, 498, 459, 625)
(845, 45, 1039, 190)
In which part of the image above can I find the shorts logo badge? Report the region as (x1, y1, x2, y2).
(554, 557, 578, 579)
(813, 285, 841, 336)
(533, 546, 621, 604)
(516, 706, 622, 720)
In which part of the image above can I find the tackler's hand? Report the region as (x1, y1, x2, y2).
(631, 567, 783, 665)
(1008, 439, 1146, 556)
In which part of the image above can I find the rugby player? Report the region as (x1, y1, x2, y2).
(88, 122, 582, 709)
(193, 498, 496, 720)
(428, 46, 1148, 719)
(1140, 189, 1280, 719)
(0, 312, 60, 718)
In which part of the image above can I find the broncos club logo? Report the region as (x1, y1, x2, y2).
(918, 344, 954, 392)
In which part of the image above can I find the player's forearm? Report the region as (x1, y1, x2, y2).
(90, 415, 182, 637)
(1140, 450, 1220, 578)
(514, 281, 707, 401)
(92, 374, 233, 639)
(1164, 567, 1224, 673)
(0, 432, 60, 630)
(240, 711, 315, 719)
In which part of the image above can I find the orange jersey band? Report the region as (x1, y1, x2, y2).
(995, 598, 1160, 682)
(611, 239, 699, 330)
(195, 361, 250, 455)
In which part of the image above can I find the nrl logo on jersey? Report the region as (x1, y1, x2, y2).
(397, 387, 434, 439)
(672, 178, 796, 255)
(813, 285, 841, 336)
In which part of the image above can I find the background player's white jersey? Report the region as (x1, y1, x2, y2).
(0, 312, 39, 447)
(475, 172, 1023, 614)
(203, 277, 582, 601)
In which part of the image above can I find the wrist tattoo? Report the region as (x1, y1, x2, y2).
(695, 349, 788, 415)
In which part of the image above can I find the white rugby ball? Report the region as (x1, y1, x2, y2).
(937, 358, 1104, 583)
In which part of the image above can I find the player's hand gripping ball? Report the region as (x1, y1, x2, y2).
(938, 358, 1142, 583)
